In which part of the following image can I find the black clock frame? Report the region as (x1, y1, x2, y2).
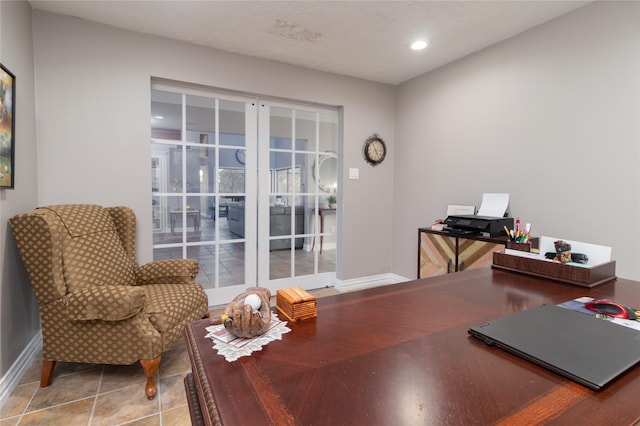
(363, 134, 386, 166)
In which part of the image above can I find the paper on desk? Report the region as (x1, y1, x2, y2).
(505, 240, 611, 268)
(558, 297, 640, 331)
(504, 249, 546, 260)
(476, 193, 509, 218)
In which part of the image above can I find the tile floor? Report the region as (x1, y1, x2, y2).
(0, 287, 339, 426)
(153, 215, 337, 289)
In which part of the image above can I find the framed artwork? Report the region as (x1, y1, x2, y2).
(0, 63, 15, 189)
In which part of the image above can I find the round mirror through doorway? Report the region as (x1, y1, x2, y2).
(315, 153, 337, 193)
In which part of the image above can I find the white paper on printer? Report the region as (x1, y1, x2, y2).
(447, 205, 475, 216)
(476, 193, 509, 218)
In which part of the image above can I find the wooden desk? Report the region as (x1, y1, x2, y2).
(183, 269, 640, 425)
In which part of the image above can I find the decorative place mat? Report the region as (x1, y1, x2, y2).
(204, 313, 291, 362)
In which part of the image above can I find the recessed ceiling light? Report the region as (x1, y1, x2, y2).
(411, 40, 428, 50)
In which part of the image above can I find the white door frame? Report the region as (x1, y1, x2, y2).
(257, 101, 337, 295)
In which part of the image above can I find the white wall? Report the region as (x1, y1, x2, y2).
(31, 11, 396, 282)
(393, 1, 640, 280)
(0, 0, 39, 377)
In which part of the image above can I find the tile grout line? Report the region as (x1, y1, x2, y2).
(11, 395, 97, 423)
(87, 365, 105, 425)
(157, 369, 163, 426)
(13, 380, 39, 424)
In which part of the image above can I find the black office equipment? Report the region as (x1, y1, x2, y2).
(468, 304, 640, 390)
(443, 215, 513, 237)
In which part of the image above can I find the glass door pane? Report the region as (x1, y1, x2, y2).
(258, 103, 338, 293)
(151, 87, 256, 303)
(152, 85, 337, 304)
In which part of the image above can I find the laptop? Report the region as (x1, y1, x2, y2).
(468, 304, 640, 390)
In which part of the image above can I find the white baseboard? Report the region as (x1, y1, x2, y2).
(0, 332, 42, 408)
(302, 242, 337, 252)
(333, 273, 410, 292)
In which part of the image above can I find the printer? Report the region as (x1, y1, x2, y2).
(443, 215, 514, 237)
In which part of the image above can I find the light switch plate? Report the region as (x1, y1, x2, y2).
(349, 168, 359, 179)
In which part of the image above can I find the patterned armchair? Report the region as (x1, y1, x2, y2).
(10, 204, 209, 399)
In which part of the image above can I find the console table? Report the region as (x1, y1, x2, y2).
(183, 268, 640, 425)
(311, 208, 336, 254)
(418, 227, 512, 278)
(170, 209, 200, 233)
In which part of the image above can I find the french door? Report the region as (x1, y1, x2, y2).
(150, 83, 338, 304)
(257, 102, 338, 296)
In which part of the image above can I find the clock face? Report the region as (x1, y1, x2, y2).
(364, 135, 386, 165)
(235, 149, 246, 165)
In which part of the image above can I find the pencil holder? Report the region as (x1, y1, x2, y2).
(507, 241, 531, 252)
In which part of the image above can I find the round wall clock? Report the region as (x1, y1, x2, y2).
(363, 134, 387, 166)
(235, 149, 246, 165)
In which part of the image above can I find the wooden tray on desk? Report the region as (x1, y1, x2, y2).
(492, 250, 616, 288)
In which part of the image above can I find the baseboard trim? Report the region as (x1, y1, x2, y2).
(0, 331, 42, 408)
(334, 273, 410, 292)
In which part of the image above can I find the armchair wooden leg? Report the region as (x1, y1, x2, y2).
(140, 356, 161, 400)
(40, 360, 56, 388)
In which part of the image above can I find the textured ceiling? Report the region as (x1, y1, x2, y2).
(29, 1, 591, 85)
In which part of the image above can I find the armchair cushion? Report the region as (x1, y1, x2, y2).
(136, 259, 199, 285)
(44, 205, 137, 291)
(142, 283, 209, 333)
(63, 231, 137, 291)
(65, 286, 146, 321)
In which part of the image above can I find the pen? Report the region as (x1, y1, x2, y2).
(504, 226, 511, 239)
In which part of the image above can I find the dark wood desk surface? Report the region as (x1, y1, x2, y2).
(184, 269, 640, 425)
